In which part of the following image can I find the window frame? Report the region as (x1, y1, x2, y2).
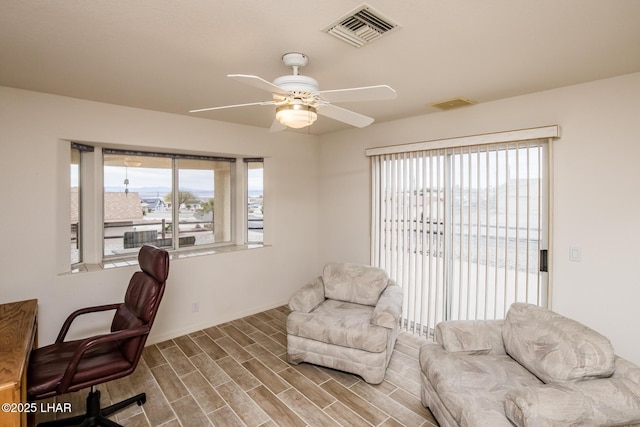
(70, 142, 96, 267)
(101, 149, 236, 258)
(103, 148, 237, 259)
(244, 158, 264, 244)
(68, 142, 262, 271)
(70, 145, 82, 266)
(367, 126, 559, 336)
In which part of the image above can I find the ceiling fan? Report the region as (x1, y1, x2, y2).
(190, 52, 397, 131)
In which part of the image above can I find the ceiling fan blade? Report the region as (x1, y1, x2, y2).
(189, 101, 274, 113)
(228, 74, 290, 96)
(318, 85, 397, 103)
(269, 118, 287, 133)
(317, 104, 374, 128)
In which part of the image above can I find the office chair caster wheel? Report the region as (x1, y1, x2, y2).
(136, 394, 147, 406)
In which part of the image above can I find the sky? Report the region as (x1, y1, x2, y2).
(72, 165, 264, 192)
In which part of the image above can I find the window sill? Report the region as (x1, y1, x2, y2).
(65, 244, 267, 275)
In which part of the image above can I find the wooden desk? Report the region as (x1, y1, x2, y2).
(0, 299, 37, 427)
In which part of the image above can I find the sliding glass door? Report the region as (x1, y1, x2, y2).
(370, 139, 549, 336)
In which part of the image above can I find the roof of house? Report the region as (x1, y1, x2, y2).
(71, 188, 142, 223)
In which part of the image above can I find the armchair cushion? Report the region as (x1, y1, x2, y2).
(287, 299, 389, 353)
(504, 378, 640, 427)
(288, 277, 325, 313)
(502, 303, 615, 383)
(420, 343, 542, 426)
(322, 262, 388, 306)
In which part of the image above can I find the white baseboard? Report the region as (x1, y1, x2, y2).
(146, 299, 289, 345)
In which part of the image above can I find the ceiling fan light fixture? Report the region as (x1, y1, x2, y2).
(276, 104, 318, 129)
(191, 52, 394, 131)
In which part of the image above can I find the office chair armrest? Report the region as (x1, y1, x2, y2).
(56, 303, 122, 343)
(57, 325, 150, 394)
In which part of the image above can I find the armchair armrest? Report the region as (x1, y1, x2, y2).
(435, 319, 506, 355)
(56, 303, 121, 343)
(288, 277, 325, 313)
(613, 356, 640, 384)
(371, 282, 403, 329)
(505, 379, 640, 427)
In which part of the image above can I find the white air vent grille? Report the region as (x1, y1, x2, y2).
(431, 97, 477, 110)
(324, 5, 398, 48)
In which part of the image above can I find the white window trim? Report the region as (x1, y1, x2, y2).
(365, 125, 560, 157)
(60, 142, 267, 275)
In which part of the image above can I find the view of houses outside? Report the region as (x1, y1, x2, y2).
(71, 152, 263, 263)
(247, 160, 264, 244)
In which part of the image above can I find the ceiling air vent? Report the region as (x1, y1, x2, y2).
(323, 4, 398, 48)
(431, 97, 477, 110)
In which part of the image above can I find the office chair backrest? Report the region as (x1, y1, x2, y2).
(110, 245, 170, 362)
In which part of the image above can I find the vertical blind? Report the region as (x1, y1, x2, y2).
(370, 138, 550, 336)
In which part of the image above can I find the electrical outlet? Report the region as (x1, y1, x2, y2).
(192, 302, 200, 313)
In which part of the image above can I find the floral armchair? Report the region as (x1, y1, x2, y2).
(286, 263, 403, 384)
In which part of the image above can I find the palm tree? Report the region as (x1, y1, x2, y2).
(198, 198, 214, 215)
(197, 198, 214, 229)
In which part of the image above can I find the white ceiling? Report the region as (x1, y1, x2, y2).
(2, 0, 640, 135)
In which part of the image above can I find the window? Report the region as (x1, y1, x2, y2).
(67, 141, 264, 271)
(179, 158, 231, 247)
(70, 142, 94, 265)
(102, 149, 235, 258)
(70, 146, 81, 264)
(246, 159, 264, 244)
(368, 127, 558, 336)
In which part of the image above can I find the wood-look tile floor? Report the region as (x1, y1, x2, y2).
(33, 306, 438, 427)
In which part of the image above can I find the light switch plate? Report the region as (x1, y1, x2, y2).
(569, 246, 582, 262)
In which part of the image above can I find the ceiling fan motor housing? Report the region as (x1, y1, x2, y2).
(272, 75, 319, 95)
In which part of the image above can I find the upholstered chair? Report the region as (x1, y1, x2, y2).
(286, 262, 403, 384)
(28, 245, 169, 427)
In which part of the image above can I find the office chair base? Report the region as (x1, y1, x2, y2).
(36, 388, 146, 427)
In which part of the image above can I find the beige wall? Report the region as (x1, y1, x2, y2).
(2, 73, 639, 365)
(0, 86, 320, 345)
(318, 72, 640, 365)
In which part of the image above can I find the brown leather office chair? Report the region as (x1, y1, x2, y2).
(28, 245, 169, 427)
